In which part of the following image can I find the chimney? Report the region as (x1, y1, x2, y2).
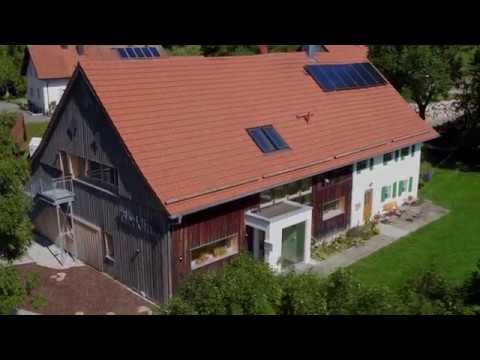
(76, 45, 86, 56)
(304, 45, 319, 59)
(259, 45, 268, 54)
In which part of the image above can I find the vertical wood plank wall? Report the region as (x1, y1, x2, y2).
(29, 74, 170, 304)
(170, 195, 259, 294)
(312, 166, 353, 238)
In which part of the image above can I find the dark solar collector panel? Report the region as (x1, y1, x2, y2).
(149, 47, 161, 57)
(118, 48, 128, 58)
(133, 48, 145, 58)
(263, 126, 290, 150)
(126, 48, 137, 58)
(306, 63, 387, 91)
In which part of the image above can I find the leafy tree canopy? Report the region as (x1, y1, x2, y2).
(0, 112, 32, 260)
(0, 45, 26, 98)
(369, 45, 463, 119)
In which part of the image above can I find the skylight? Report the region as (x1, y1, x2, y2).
(248, 126, 290, 154)
(116, 47, 161, 59)
(305, 63, 387, 92)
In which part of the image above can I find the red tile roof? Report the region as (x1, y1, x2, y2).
(79, 45, 438, 216)
(26, 45, 120, 80)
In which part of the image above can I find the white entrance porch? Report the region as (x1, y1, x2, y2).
(245, 200, 313, 272)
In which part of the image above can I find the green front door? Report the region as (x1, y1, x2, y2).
(282, 222, 306, 264)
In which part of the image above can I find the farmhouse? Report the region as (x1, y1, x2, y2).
(21, 45, 167, 115)
(27, 45, 438, 303)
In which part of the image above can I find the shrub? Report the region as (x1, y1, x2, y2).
(399, 268, 465, 315)
(0, 265, 26, 315)
(172, 271, 226, 315)
(221, 255, 282, 315)
(278, 271, 327, 315)
(462, 260, 480, 305)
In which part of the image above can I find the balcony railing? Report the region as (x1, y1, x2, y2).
(26, 176, 75, 205)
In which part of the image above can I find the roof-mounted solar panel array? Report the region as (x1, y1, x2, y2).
(116, 47, 161, 59)
(305, 63, 387, 92)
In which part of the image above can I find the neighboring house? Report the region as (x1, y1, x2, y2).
(21, 45, 167, 115)
(27, 45, 438, 304)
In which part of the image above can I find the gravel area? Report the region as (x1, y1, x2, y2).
(15, 264, 156, 315)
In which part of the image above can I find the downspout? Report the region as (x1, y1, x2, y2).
(166, 215, 183, 301)
(46, 80, 51, 115)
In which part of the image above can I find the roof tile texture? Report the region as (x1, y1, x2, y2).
(80, 46, 438, 216)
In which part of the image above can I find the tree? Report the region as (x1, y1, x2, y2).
(456, 48, 480, 155)
(0, 112, 32, 259)
(164, 45, 203, 56)
(369, 45, 462, 120)
(0, 45, 26, 98)
(0, 265, 27, 314)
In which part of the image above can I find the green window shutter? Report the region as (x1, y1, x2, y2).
(395, 150, 400, 161)
(411, 145, 416, 157)
(399, 180, 405, 195)
(381, 187, 387, 202)
(409, 177, 413, 192)
(369, 158, 374, 170)
(392, 182, 397, 197)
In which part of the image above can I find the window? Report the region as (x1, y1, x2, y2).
(322, 197, 345, 221)
(69, 154, 86, 178)
(191, 234, 239, 270)
(357, 160, 368, 173)
(395, 150, 400, 161)
(58, 151, 72, 176)
(369, 158, 374, 170)
(29, 88, 33, 96)
(104, 232, 114, 261)
(401, 147, 410, 159)
(398, 180, 408, 196)
(247, 125, 290, 153)
(381, 186, 392, 202)
(383, 152, 393, 165)
(260, 178, 312, 207)
(86, 160, 118, 187)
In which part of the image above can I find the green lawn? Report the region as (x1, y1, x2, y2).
(350, 168, 480, 288)
(26, 122, 49, 141)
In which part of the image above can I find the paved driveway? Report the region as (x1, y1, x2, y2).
(0, 100, 50, 123)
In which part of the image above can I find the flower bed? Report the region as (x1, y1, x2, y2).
(312, 222, 380, 261)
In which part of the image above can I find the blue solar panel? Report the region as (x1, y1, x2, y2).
(142, 47, 153, 57)
(336, 65, 357, 89)
(133, 48, 145, 58)
(118, 48, 128, 58)
(126, 48, 136, 58)
(327, 65, 350, 89)
(149, 47, 160, 57)
(363, 63, 387, 84)
(248, 128, 276, 153)
(305, 65, 335, 91)
(263, 126, 289, 150)
(307, 63, 387, 92)
(352, 63, 377, 85)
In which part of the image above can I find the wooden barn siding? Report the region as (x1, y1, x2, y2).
(29, 74, 170, 304)
(312, 166, 353, 238)
(171, 195, 259, 294)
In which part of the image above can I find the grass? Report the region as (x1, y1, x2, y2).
(26, 122, 49, 141)
(350, 167, 480, 289)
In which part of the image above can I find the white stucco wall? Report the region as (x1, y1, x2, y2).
(350, 143, 422, 228)
(26, 60, 69, 114)
(44, 78, 69, 113)
(246, 201, 312, 272)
